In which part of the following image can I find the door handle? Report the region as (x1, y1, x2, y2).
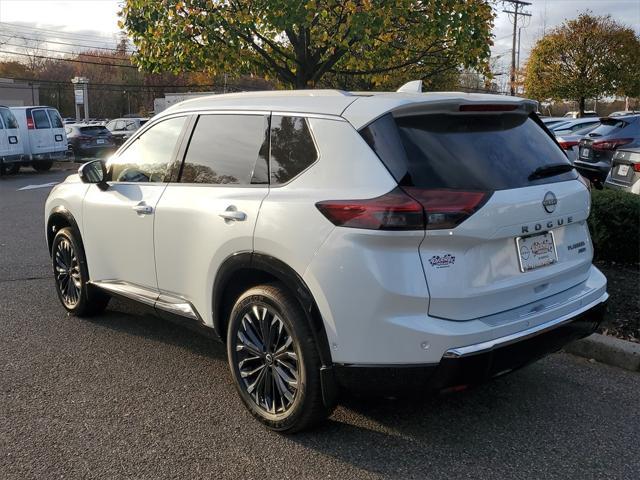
(219, 206, 246, 222)
(133, 203, 154, 215)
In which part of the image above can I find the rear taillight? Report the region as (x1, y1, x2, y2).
(26, 115, 35, 129)
(77, 135, 92, 142)
(633, 164, 640, 173)
(315, 187, 424, 230)
(316, 188, 490, 231)
(591, 138, 633, 151)
(558, 140, 579, 150)
(404, 188, 490, 230)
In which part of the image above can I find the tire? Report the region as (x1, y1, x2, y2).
(52, 227, 109, 316)
(227, 283, 330, 433)
(5, 163, 20, 175)
(33, 161, 53, 172)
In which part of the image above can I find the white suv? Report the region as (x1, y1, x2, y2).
(45, 88, 608, 432)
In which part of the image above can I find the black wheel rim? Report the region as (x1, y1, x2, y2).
(54, 238, 81, 308)
(235, 304, 299, 415)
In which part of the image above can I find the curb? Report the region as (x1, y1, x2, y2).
(564, 333, 640, 372)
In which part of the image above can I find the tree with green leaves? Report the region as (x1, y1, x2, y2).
(120, 0, 494, 89)
(525, 13, 640, 117)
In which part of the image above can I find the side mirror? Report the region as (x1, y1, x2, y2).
(78, 160, 109, 191)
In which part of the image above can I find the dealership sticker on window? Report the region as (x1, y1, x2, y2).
(428, 254, 456, 269)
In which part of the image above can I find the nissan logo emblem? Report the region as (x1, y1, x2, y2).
(542, 191, 557, 213)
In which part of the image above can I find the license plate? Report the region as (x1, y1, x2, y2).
(618, 164, 630, 176)
(516, 232, 558, 272)
(96, 139, 105, 144)
(580, 147, 590, 158)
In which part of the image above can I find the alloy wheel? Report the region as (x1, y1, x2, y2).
(54, 238, 82, 308)
(234, 304, 300, 415)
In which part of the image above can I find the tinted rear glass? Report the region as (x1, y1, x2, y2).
(32, 109, 51, 129)
(270, 116, 318, 185)
(0, 108, 18, 129)
(79, 126, 109, 136)
(587, 118, 635, 137)
(47, 109, 63, 128)
(180, 114, 269, 185)
(361, 113, 576, 190)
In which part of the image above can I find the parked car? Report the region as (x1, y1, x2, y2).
(65, 124, 116, 160)
(550, 118, 601, 136)
(609, 110, 639, 117)
(0, 105, 24, 175)
(541, 117, 568, 127)
(45, 88, 607, 432)
(556, 123, 601, 163)
(574, 114, 640, 183)
(10, 106, 68, 172)
(106, 117, 149, 145)
(604, 147, 640, 194)
(563, 111, 598, 118)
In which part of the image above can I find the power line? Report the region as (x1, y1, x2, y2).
(0, 22, 120, 46)
(0, 49, 138, 69)
(0, 40, 131, 63)
(0, 32, 127, 53)
(502, 0, 531, 96)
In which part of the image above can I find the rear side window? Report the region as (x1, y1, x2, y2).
(32, 109, 51, 129)
(361, 113, 577, 191)
(0, 108, 18, 129)
(270, 116, 318, 185)
(180, 114, 269, 185)
(47, 109, 63, 128)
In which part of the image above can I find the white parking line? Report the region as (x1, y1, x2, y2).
(18, 182, 59, 191)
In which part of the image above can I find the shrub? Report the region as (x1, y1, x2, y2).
(588, 189, 640, 264)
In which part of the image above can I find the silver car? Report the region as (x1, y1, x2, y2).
(604, 147, 640, 194)
(556, 124, 601, 163)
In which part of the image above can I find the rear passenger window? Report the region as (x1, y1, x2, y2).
(48, 109, 63, 128)
(32, 110, 51, 129)
(270, 116, 317, 185)
(180, 114, 269, 185)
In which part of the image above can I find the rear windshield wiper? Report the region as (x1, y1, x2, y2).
(528, 163, 574, 181)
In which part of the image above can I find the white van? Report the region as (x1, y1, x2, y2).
(10, 106, 68, 172)
(0, 106, 24, 175)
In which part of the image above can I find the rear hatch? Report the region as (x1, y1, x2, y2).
(361, 107, 592, 321)
(46, 108, 68, 153)
(77, 125, 114, 147)
(578, 117, 639, 164)
(609, 148, 640, 185)
(0, 107, 22, 158)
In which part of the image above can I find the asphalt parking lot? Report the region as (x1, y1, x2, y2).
(1, 164, 639, 480)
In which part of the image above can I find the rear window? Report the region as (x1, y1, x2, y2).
(47, 109, 63, 128)
(79, 126, 109, 136)
(587, 118, 633, 137)
(0, 108, 18, 129)
(270, 116, 318, 185)
(32, 109, 51, 129)
(361, 113, 577, 191)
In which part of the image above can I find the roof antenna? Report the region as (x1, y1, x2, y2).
(396, 80, 423, 93)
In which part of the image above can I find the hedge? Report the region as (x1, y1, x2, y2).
(588, 189, 640, 264)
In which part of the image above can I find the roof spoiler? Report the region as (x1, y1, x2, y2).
(396, 80, 423, 93)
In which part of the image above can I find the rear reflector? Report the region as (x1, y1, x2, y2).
(403, 188, 490, 230)
(315, 187, 424, 230)
(591, 138, 633, 151)
(558, 140, 579, 150)
(316, 188, 490, 231)
(459, 104, 518, 112)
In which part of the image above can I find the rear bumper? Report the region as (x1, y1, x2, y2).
(0, 154, 24, 164)
(28, 150, 68, 162)
(335, 293, 607, 393)
(574, 159, 610, 182)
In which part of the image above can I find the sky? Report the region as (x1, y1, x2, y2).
(0, 0, 639, 74)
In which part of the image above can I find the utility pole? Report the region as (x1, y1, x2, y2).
(503, 0, 531, 96)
